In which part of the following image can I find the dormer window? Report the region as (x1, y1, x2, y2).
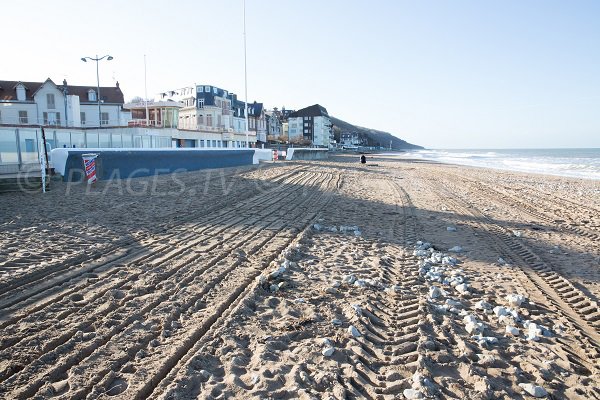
(213, 87, 218, 94)
(47, 93, 55, 109)
(205, 86, 210, 92)
(16, 84, 26, 101)
(88, 90, 97, 101)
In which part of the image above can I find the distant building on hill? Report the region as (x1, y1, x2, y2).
(0, 78, 130, 127)
(340, 131, 366, 146)
(288, 104, 332, 148)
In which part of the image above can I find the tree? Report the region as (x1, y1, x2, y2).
(129, 96, 145, 104)
(289, 136, 312, 146)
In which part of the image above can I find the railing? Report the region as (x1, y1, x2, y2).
(128, 119, 177, 128)
(0, 126, 172, 174)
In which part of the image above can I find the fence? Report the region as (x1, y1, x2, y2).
(0, 127, 171, 174)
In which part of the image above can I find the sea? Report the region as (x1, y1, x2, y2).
(391, 148, 600, 180)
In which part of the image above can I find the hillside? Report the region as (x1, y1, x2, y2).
(330, 116, 423, 150)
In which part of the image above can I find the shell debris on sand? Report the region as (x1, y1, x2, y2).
(519, 383, 548, 398)
(348, 325, 361, 338)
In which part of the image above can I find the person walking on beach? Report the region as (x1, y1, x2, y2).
(360, 154, 366, 164)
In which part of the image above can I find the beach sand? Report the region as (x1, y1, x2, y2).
(0, 155, 598, 399)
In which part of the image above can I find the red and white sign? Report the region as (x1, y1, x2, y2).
(82, 153, 98, 184)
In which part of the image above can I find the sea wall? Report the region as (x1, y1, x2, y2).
(253, 149, 273, 163)
(285, 148, 329, 161)
(51, 148, 255, 182)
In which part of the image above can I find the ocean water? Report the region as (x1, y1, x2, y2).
(394, 148, 600, 180)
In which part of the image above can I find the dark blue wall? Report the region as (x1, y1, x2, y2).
(61, 150, 254, 182)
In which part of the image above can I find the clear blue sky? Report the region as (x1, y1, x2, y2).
(2, 0, 599, 149)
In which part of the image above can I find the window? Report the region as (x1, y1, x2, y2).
(212, 140, 217, 147)
(198, 86, 204, 93)
(19, 110, 28, 124)
(213, 87, 218, 94)
(101, 112, 109, 125)
(207, 114, 212, 127)
(198, 99, 204, 108)
(16, 85, 26, 101)
(80, 112, 86, 125)
(198, 114, 204, 125)
(43, 112, 60, 126)
(200, 140, 205, 148)
(205, 86, 210, 92)
(88, 90, 97, 101)
(47, 93, 55, 109)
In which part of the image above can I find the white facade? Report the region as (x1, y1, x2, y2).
(312, 116, 331, 147)
(158, 84, 256, 147)
(287, 118, 303, 140)
(0, 79, 130, 127)
(287, 115, 331, 147)
(0, 102, 37, 125)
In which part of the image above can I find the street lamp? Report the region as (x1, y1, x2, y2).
(81, 55, 113, 127)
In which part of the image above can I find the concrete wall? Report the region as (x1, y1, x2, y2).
(55, 148, 256, 182)
(285, 148, 329, 161)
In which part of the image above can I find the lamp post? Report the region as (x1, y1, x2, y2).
(81, 54, 113, 127)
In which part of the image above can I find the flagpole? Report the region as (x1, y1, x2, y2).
(243, 0, 249, 148)
(144, 54, 149, 127)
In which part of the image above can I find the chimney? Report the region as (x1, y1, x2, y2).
(116, 81, 120, 89)
(63, 79, 67, 86)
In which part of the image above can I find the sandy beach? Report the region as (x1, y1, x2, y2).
(0, 155, 598, 399)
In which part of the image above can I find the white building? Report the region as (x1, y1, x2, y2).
(248, 102, 267, 144)
(0, 78, 130, 127)
(156, 84, 255, 148)
(287, 104, 332, 148)
(265, 109, 282, 142)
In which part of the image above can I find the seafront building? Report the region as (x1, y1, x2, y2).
(157, 84, 257, 148)
(247, 101, 267, 144)
(0, 76, 337, 174)
(340, 131, 366, 146)
(0, 78, 130, 127)
(125, 100, 183, 129)
(265, 110, 282, 143)
(287, 104, 333, 148)
(0, 77, 171, 173)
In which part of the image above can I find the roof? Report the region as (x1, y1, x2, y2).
(289, 104, 329, 118)
(0, 80, 42, 101)
(248, 102, 263, 117)
(0, 78, 125, 104)
(66, 83, 124, 104)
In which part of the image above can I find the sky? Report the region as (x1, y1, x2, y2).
(2, 0, 599, 149)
